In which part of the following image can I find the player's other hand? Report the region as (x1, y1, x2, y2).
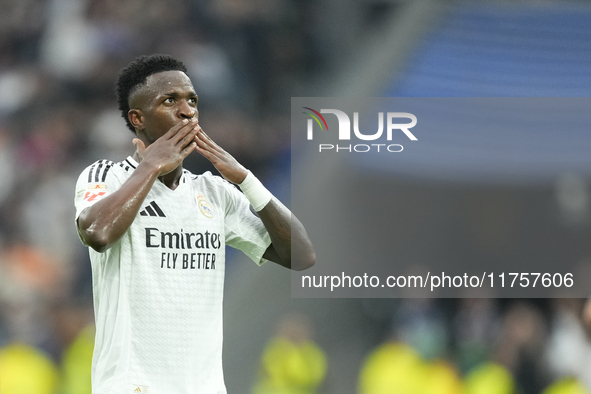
(133, 118, 198, 176)
(194, 125, 248, 184)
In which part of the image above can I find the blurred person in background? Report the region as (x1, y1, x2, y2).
(358, 340, 463, 394)
(74, 54, 315, 394)
(493, 301, 549, 394)
(60, 324, 94, 394)
(545, 299, 591, 388)
(0, 342, 59, 394)
(541, 377, 590, 394)
(452, 298, 500, 374)
(358, 341, 424, 394)
(253, 313, 327, 394)
(464, 361, 516, 394)
(393, 298, 449, 361)
(581, 298, 591, 335)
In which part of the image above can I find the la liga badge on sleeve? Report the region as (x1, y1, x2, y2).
(83, 183, 108, 202)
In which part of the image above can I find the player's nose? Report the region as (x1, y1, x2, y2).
(178, 100, 197, 120)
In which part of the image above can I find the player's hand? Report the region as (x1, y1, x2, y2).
(193, 125, 248, 184)
(133, 118, 198, 176)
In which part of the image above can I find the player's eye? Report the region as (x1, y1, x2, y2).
(164, 97, 175, 104)
(189, 97, 197, 104)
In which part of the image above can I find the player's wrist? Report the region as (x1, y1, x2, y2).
(228, 168, 248, 185)
(136, 158, 163, 178)
(238, 171, 272, 211)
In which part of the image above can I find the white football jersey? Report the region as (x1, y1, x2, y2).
(74, 156, 271, 394)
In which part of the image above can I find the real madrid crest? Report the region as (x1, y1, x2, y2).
(196, 193, 215, 218)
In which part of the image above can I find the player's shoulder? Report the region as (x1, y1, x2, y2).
(80, 159, 117, 183)
(78, 157, 136, 184)
(115, 157, 139, 174)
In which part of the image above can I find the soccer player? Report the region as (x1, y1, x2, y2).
(74, 54, 315, 394)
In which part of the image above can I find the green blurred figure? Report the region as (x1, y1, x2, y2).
(253, 313, 327, 394)
(60, 324, 95, 394)
(0, 342, 59, 394)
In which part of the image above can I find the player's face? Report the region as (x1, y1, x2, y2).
(135, 70, 199, 144)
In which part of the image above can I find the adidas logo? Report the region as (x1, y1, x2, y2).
(139, 201, 166, 217)
(134, 388, 142, 392)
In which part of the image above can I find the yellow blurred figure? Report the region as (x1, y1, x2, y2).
(60, 324, 95, 394)
(423, 360, 464, 394)
(542, 377, 590, 394)
(0, 342, 59, 394)
(358, 341, 427, 394)
(464, 362, 515, 394)
(254, 337, 327, 394)
(253, 314, 327, 394)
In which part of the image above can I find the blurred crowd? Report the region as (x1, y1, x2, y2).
(3, 297, 591, 393)
(354, 298, 591, 394)
(252, 299, 591, 394)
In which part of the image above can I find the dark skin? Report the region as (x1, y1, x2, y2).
(77, 70, 315, 270)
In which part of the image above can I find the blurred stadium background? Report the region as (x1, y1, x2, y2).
(1, 0, 591, 393)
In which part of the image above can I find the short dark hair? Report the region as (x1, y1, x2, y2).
(116, 54, 188, 132)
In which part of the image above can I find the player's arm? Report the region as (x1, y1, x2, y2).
(194, 127, 315, 271)
(77, 119, 199, 252)
(256, 198, 315, 271)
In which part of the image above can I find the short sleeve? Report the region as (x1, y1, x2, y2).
(74, 160, 121, 221)
(223, 181, 272, 266)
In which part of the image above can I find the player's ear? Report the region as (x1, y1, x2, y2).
(128, 109, 144, 130)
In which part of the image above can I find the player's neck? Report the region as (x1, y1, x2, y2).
(158, 165, 183, 190)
